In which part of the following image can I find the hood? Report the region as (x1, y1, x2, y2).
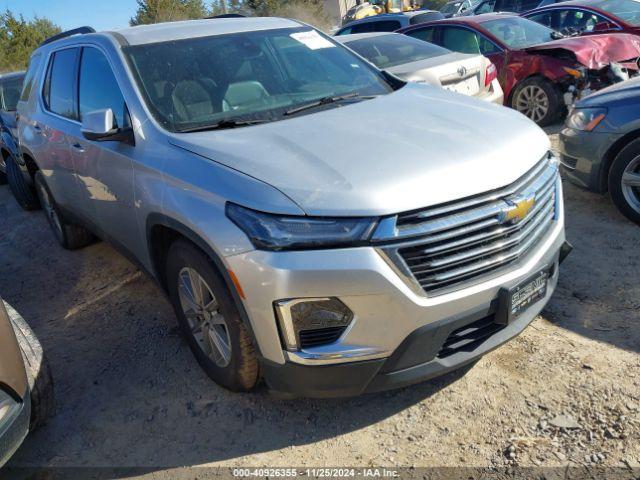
(525, 33, 640, 70)
(579, 76, 640, 106)
(167, 83, 549, 216)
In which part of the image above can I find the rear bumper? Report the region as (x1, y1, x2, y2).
(0, 391, 30, 467)
(479, 79, 504, 105)
(260, 245, 565, 398)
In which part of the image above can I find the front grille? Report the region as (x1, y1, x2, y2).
(437, 315, 504, 359)
(396, 157, 558, 294)
(299, 326, 346, 349)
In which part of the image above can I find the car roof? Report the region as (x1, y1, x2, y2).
(110, 17, 303, 46)
(0, 71, 26, 81)
(335, 32, 398, 42)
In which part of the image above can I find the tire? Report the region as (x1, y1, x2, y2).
(511, 77, 562, 127)
(166, 240, 259, 392)
(6, 154, 40, 210)
(4, 302, 54, 430)
(0, 169, 6, 185)
(34, 171, 94, 250)
(608, 138, 640, 225)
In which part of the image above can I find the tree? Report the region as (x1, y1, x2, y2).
(0, 10, 61, 73)
(130, 0, 209, 25)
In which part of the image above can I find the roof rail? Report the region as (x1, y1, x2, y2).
(208, 13, 247, 18)
(40, 26, 96, 47)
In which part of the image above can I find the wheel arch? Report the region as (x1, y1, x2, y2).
(145, 213, 264, 357)
(507, 73, 559, 107)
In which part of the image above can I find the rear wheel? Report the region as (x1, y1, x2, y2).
(609, 139, 640, 225)
(0, 156, 7, 184)
(6, 154, 40, 210)
(166, 240, 259, 392)
(34, 171, 93, 249)
(511, 77, 561, 127)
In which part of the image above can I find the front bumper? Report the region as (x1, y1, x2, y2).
(226, 190, 566, 396)
(0, 391, 30, 467)
(558, 126, 620, 193)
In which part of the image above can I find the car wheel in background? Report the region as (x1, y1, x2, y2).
(34, 171, 94, 249)
(0, 157, 7, 185)
(5, 302, 54, 429)
(6, 155, 40, 210)
(609, 139, 640, 225)
(511, 77, 561, 127)
(166, 240, 259, 392)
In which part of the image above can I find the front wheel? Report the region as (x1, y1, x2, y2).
(166, 240, 259, 392)
(511, 78, 562, 126)
(609, 139, 640, 225)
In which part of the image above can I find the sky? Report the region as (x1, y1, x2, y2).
(0, 0, 139, 31)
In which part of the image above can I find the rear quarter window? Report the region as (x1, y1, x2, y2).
(19, 53, 43, 103)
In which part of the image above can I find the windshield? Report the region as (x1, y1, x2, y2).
(597, 0, 640, 26)
(0, 76, 24, 111)
(346, 34, 449, 69)
(482, 16, 558, 48)
(124, 27, 393, 132)
(441, 1, 464, 13)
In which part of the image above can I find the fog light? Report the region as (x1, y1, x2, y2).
(274, 298, 354, 351)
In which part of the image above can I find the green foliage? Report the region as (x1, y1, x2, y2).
(130, 0, 209, 25)
(0, 10, 61, 73)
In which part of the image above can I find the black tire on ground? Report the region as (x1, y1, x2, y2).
(510, 77, 563, 127)
(5, 302, 54, 430)
(0, 164, 7, 184)
(34, 171, 94, 250)
(166, 240, 259, 392)
(6, 154, 40, 210)
(608, 138, 640, 226)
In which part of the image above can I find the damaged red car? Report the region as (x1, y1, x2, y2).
(397, 14, 640, 125)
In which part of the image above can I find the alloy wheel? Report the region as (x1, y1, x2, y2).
(177, 267, 232, 368)
(515, 85, 549, 123)
(621, 155, 640, 215)
(37, 181, 63, 241)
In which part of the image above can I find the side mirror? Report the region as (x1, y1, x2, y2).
(81, 109, 134, 145)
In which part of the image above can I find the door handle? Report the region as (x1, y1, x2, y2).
(72, 143, 85, 153)
(32, 123, 42, 134)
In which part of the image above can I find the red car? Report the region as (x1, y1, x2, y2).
(397, 14, 640, 125)
(522, 0, 640, 37)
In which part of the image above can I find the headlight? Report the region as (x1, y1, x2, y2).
(226, 203, 378, 250)
(566, 107, 607, 132)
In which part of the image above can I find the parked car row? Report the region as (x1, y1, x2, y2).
(0, 12, 637, 413)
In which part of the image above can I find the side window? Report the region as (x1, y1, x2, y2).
(527, 11, 553, 27)
(20, 53, 43, 103)
(559, 9, 606, 32)
(43, 48, 79, 120)
(374, 20, 402, 32)
(440, 27, 481, 54)
(478, 36, 501, 55)
(405, 27, 438, 44)
(336, 26, 352, 35)
(350, 22, 376, 34)
(78, 47, 127, 129)
(476, 0, 496, 13)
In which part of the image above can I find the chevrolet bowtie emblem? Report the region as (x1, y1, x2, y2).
(501, 195, 536, 224)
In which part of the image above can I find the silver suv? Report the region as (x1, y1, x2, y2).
(17, 17, 568, 397)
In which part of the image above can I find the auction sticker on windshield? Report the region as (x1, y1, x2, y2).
(291, 31, 336, 50)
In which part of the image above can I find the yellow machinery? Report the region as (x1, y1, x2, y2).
(341, 1, 422, 25)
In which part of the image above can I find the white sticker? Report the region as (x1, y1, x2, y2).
(290, 30, 336, 50)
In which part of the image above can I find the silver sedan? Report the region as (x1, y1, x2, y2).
(336, 32, 503, 104)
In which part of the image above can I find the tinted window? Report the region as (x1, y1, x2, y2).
(79, 48, 127, 128)
(1, 77, 24, 111)
(405, 26, 438, 43)
(349, 22, 377, 34)
(20, 54, 42, 103)
(440, 27, 481, 54)
(44, 48, 79, 120)
(373, 20, 403, 32)
(346, 34, 449, 69)
(409, 12, 445, 25)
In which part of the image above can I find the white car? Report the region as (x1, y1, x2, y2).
(337, 32, 503, 104)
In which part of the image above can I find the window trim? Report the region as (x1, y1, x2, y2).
(522, 6, 623, 31)
(41, 46, 82, 124)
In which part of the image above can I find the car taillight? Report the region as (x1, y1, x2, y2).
(485, 63, 497, 87)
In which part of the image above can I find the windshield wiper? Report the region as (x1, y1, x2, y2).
(284, 93, 373, 117)
(177, 118, 270, 133)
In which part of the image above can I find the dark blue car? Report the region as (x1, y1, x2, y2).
(334, 11, 445, 35)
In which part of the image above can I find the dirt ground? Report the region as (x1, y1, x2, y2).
(0, 128, 638, 476)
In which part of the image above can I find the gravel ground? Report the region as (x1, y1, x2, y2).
(0, 128, 638, 475)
